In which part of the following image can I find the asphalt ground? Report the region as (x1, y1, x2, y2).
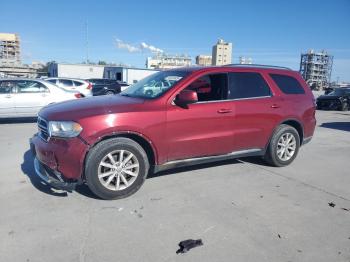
(0, 110, 349, 262)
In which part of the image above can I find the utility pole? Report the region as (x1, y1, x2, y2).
(85, 21, 89, 64)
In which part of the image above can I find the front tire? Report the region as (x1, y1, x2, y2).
(85, 138, 149, 200)
(264, 124, 300, 167)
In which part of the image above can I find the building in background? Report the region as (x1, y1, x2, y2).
(300, 50, 333, 90)
(103, 66, 158, 84)
(239, 56, 253, 64)
(146, 54, 192, 69)
(48, 63, 159, 85)
(195, 55, 212, 66)
(212, 39, 232, 66)
(0, 33, 21, 65)
(0, 33, 41, 78)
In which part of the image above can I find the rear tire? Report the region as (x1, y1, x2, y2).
(264, 124, 300, 167)
(105, 90, 115, 95)
(85, 138, 149, 200)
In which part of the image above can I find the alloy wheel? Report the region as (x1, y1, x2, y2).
(98, 150, 140, 191)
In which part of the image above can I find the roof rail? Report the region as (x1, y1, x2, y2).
(223, 64, 292, 70)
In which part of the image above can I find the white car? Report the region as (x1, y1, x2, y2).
(0, 78, 81, 118)
(46, 77, 93, 97)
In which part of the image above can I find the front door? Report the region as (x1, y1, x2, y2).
(14, 80, 50, 116)
(166, 73, 235, 161)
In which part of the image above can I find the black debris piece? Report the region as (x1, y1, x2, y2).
(297, 250, 302, 253)
(176, 239, 203, 254)
(260, 195, 264, 198)
(137, 213, 143, 218)
(328, 202, 336, 208)
(341, 208, 349, 211)
(278, 234, 281, 239)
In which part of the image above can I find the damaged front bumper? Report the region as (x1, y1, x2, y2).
(33, 157, 78, 192)
(30, 138, 80, 192)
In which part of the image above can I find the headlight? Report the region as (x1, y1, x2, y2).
(48, 121, 83, 138)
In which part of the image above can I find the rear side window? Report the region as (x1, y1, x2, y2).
(228, 72, 271, 99)
(59, 79, 73, 87)
(73, 81, 84, 86)
(270, 74, 305, 94)
(47, 79, 57, 84)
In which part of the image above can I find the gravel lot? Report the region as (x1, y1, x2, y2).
(0, 110, 349, 262)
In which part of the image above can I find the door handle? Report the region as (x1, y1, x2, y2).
(271, 104, 280, 109)
(217, 109, 232, 114)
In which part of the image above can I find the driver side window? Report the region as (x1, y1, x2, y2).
(185, 74, 228, 102)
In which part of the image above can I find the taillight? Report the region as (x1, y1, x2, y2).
(74, 93, 83, 98)
(87, 82, 92, 90)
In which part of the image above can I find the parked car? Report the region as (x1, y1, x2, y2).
(86, 78, 121, 96)
(0, 78, 81, 118)
(45, 78, 92, 97)
(316, 88, 350, 111)
(117, 81, 129, 91)
(324, 87, 334, 95)
(30, 65, 316, 200)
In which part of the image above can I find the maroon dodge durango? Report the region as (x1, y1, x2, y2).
(30, 65, 316, 200)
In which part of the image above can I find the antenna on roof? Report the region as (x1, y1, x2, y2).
(85, 21, 89, 64)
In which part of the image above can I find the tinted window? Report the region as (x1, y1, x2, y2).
(270, 74, 305, 94)
(228, 72, 271, 99)
(16, 81, 48, 93)
(58, 79, 74, 87)
(47, 79, 57, 84)
(186, 74, 228, 102)
(0, 81, 15, 94)
(73, 81, 84, 86)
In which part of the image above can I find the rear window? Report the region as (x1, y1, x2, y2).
(73, 81, 84, 86)
(270, 74, 305, 94)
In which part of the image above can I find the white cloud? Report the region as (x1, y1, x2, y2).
(140, 42, 163, 53)
(115, 38, 141, 53)
(114, 38, 163, 54)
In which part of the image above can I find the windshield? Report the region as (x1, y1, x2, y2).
(120, 71, 189, 99)
(328, 88, 350, 96)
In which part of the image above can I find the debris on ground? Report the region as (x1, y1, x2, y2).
(341, 208, 349, 211)
(8, 230, 14, 236)
(176, 239, 203, 254)
(278, 234, 281, 239)
(150, 197, 162, 201)
(328, 202, 336, 208)
(297, 249, 302, 253)
(260, 195, 264, 198)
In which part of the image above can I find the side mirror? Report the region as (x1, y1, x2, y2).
(175, 90, 198, 107)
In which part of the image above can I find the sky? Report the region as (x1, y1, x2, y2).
(1, 0, 349, 81)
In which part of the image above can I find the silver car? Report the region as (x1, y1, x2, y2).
(0, 78, 81, 118)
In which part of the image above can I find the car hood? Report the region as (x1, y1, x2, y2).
(39, 95, 145, 121)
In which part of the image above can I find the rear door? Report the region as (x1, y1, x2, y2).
(228, 71, 283, 151)
(0, 81, 16, 117)
(14, 80, 50, 116)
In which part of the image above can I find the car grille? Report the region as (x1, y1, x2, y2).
(37, 116, 50, 141)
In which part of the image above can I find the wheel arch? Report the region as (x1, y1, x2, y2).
(82, 131, 157, 180)
(266, 118, 304, 149)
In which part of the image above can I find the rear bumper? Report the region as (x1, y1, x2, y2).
(302, 136, 313, 145)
